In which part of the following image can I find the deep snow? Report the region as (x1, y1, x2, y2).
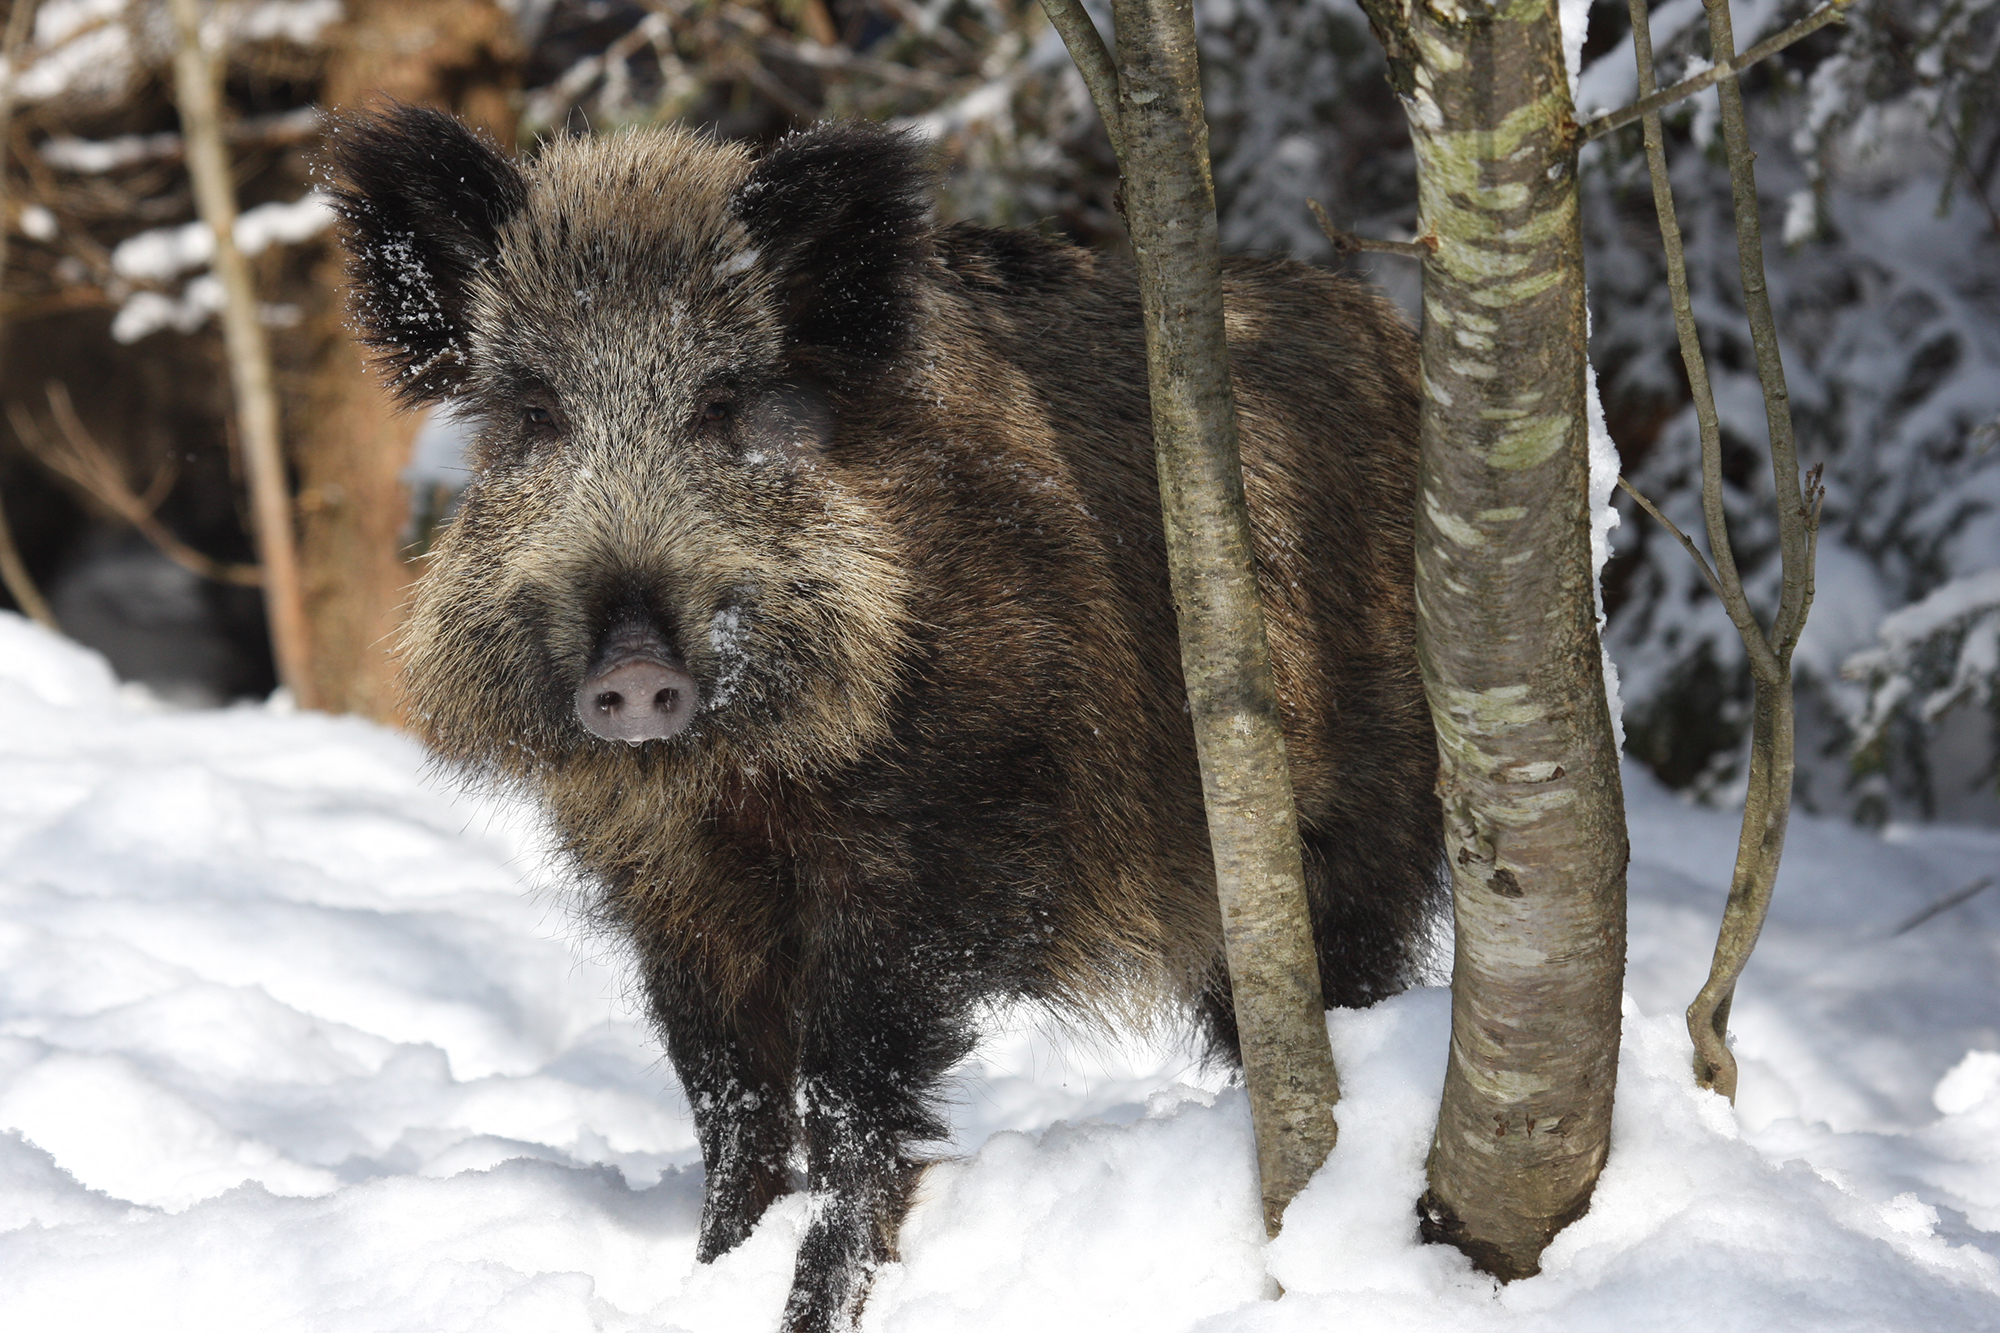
(2, 611, 1999, 1331)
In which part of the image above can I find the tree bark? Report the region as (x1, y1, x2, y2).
(1394, 0, 1630, 1280)
(167, 0, 315, 705)
(1104, 0, 1342, 1235)
(292, 0, 518, 720)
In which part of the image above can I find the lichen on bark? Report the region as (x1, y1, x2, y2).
(1397, 0, 1630, 1281)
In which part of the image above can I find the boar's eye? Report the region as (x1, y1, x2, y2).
(700, 400, 733, 424)
(526, 406, 553, 427)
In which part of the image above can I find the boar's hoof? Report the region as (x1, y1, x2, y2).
(576, 658, 700, 744)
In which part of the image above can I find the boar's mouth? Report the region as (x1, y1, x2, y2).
(575, 622, 700, 746)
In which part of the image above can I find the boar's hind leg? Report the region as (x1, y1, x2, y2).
(1301, 820, 1442, 1010)
(648, 965, 795, 1263)
(781, 957, 976, 1333)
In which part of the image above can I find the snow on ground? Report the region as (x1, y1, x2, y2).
(1, 610, 1998, 1331)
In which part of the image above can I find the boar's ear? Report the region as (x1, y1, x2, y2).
(732, 123, 933, 387)
(323, 104, 527, 404)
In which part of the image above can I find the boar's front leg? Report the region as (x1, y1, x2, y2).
(647, 963, 796, 1263)
(780, 947, 976, 1333)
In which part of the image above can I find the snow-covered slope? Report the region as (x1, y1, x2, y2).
(2, 612, 1998, 1330)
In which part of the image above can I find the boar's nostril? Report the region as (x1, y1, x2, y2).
(575, 658, 700, 744)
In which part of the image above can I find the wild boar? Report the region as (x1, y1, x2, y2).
(329, 106, 1443, 1332)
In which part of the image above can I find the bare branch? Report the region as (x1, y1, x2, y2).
(731, 53, 821, 119)
(1795, 460, 1825, 640)
(1581, 0, 1853, 143)
(1350, 0, 1418, 99)
(1704, 0, 1814, 664)
(1038, 0, 1123, 156)
(759, 37, 957, 90)
(797, 0, 838, 46)
(1890, 875, 1997, 938)
(1933, 94, 2000, 237)
(9, 389, 262, 587)
(1307, 199, 1432, 258)
(0, 0, 59, 633)
(1625, 0, 1779, 684)
(872, 0, 980, 59)
(1616, 476, 1727, 601)
(0, 494, 55, 627)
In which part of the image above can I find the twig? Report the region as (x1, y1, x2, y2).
(46, 382, 175, 514)
(1931, 102, 2000, 236)
(1625, 0, 1775, 683)
(1350, 0, 1418, 98)
(1795, 460, 1825, 637)
(797, 0, 838, 46)
(0, 491, 54, 625)
(1616, 476, 1726, 602)
(760, 37, 957, 91)
(1874, 25, 2000, 237)
(9, 389, 261, 587)
(0, 0, 57, 631)
(1889, 875, 1996, 938)
(1705, 0, 1813, 662)
(874, 0, 979, 59)
(732, 54, 821, 120)
(1581, 0, 1854, 144)
(1625, 0, 1821, 1104)
(1307, 199, 1433, 258)
(1037, 0, 1123, 157)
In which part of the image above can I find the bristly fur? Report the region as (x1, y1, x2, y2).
(324, 104, 528, 402)
(731, 122, 935, 389)
(330, 108, 1445, 1333)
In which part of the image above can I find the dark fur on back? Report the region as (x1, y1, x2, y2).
(330, 111, 1443, 1333)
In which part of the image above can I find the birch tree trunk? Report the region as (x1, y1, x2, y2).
(1102, 0, 1342, 1233)
(1356, 0, 1630, 1279)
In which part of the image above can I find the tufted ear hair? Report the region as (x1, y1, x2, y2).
(323, 104, 527, 404)
(731, 122, 935, 389)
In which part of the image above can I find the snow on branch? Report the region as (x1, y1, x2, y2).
(107, 192, 330, 342)
(1580, 0, 1854, 143)
(4, 0, 339, 110)
(1844, 568, 2000, 747)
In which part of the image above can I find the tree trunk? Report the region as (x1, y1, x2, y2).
(1386, 0, 1630, 1280)
(292, 0, 519, 720)
(168, 0, 316, 704)
(1105, 0, 1342, 1234)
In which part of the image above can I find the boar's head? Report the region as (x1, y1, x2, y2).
(328, 108, 932, 783)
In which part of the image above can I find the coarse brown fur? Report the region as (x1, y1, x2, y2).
(329, 107, 1443, 1333)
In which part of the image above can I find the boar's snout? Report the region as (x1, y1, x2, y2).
(575, 625, 700, 745)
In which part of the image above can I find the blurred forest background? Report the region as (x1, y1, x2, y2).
(0, 0, 1993, 824)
